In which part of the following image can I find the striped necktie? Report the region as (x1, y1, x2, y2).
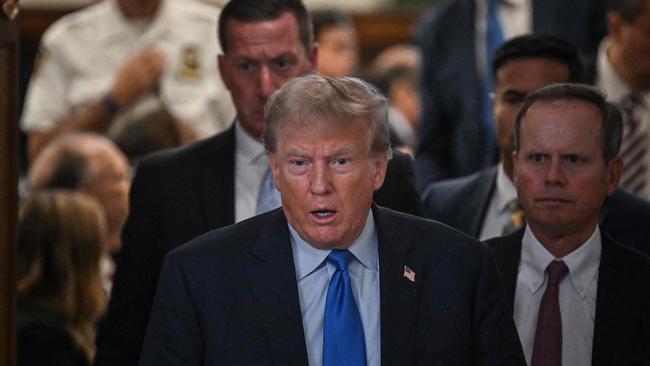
(619, 92, 648, 194)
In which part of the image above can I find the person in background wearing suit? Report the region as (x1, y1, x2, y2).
(94, 1, 423, 365)
(487, 83, 650, 366)
(594, 0, 650, 198)
(413, 0, 609, 189)
(140, 74, 524, 366)
(423, 34, 650, 257)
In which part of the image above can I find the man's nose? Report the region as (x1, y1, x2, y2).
(545, 159, 566, 186)
(258, 66, 277, 99)
(309, 162, 332, 195)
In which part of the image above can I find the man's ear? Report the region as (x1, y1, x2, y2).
(372, 153, 389, 191)
(218, 55, 232, 91)
(512, 150, 520, 183)
(267, 152, 281, 192)
(606, 156, 623, 195)
(608, 11, 623, 43)
(307, 45, 318, 73)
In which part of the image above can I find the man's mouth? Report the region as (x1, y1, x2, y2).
(310, 210, 337, 222)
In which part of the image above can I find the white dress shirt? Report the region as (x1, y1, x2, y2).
(514, 225, 601, 366)
(234, 122, 268, 222)
(479, 163, 518, 241)
(290, 211, 381, 366)
(596, 38, 650, 199)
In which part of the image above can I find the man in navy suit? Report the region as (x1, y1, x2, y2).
(140, 75, 525, 365)
(486, 83, 650, 365)
(413, 0, 609, 188)
(422, 34, 650, 257)
(95, 1, 423, 365)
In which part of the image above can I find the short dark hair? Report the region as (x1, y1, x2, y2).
(514, 83, 623, 161)
(611, 0, 648, 23)
(218, 0, 313, 54)
(311, 9, 354, 40)
(492, 34, 584, 83)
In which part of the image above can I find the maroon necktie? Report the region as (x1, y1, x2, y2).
(531, 260, 569, 366)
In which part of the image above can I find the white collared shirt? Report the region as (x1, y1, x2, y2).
(234, 121, 268, 222)
(514, 225, 601, 366)
(596, 38, 650, 198)
(479, 163, 518, 241)
(21, 0, 235, 138)
(290, 211, 381, 366)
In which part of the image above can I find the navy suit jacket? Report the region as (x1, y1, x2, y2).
(487, 230, 650, 365)
(140, 206, 525, 365)
(422, 166, 650, 257)
(413, 0, 608, 189)
(95, 126, 424, 366)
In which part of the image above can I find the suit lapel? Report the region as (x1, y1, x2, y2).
(489, 229, 524, 309)
(198, 126, 236, 230)
(374, 206, 418, 366)
(244, 210, 308, 365)
(468, 167, 498, 237)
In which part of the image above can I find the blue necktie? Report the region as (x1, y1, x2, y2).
(323, 250, 366, 366)
(256, 167, 281, 214)
(482, 0, 504, 156)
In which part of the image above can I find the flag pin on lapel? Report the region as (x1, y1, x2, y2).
(403, 265, 415, 282)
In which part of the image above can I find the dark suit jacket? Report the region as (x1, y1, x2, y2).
(422, 166, 650, 257)
(413, 0, 608, 189)
(487, 230, 650, 365)
(139, 205, 525, 365)
(94, 126, 424, 366)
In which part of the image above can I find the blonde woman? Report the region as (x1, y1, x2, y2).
(17, 190, 107, 366)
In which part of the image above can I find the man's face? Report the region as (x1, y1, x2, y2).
(609, 3, 650, 90)
(80, 144, 131, 254)
(268, 119, 387, 250)
(218, 12, 317, 139)
(316, 25, 359, 77)
(513, 100, 621, 239)
(492, 57, 570, 176)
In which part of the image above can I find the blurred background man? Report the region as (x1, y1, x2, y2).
(20, 0, 235, 160)
(594, 0, 650, 198)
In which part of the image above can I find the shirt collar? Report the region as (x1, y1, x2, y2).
(289, 210, 379, 280)
(521, 225, 601, 298)
(235, 120, 265, 165)
(495, 163, 518, 213)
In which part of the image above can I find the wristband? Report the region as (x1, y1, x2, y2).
(100, 93, 119, 117)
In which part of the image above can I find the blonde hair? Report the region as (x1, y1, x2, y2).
(17, 190, 107, 361)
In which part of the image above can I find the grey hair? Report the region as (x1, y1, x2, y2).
(514, 83, 623, 161)
(263, 74, 392, 158)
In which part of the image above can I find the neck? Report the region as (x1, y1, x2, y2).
(117, 0, 160, 19)
(529, 222, 596, 258)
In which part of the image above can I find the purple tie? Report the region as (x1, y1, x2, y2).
(531, 260, 569, 366)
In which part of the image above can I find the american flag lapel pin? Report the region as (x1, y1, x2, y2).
(403, 265, 415, 282)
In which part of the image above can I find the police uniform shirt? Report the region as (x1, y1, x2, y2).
(21, 0, 235, 138)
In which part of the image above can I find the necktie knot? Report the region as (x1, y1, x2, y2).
(327, 249, 355, 271)
(546, 260, 569, 287)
